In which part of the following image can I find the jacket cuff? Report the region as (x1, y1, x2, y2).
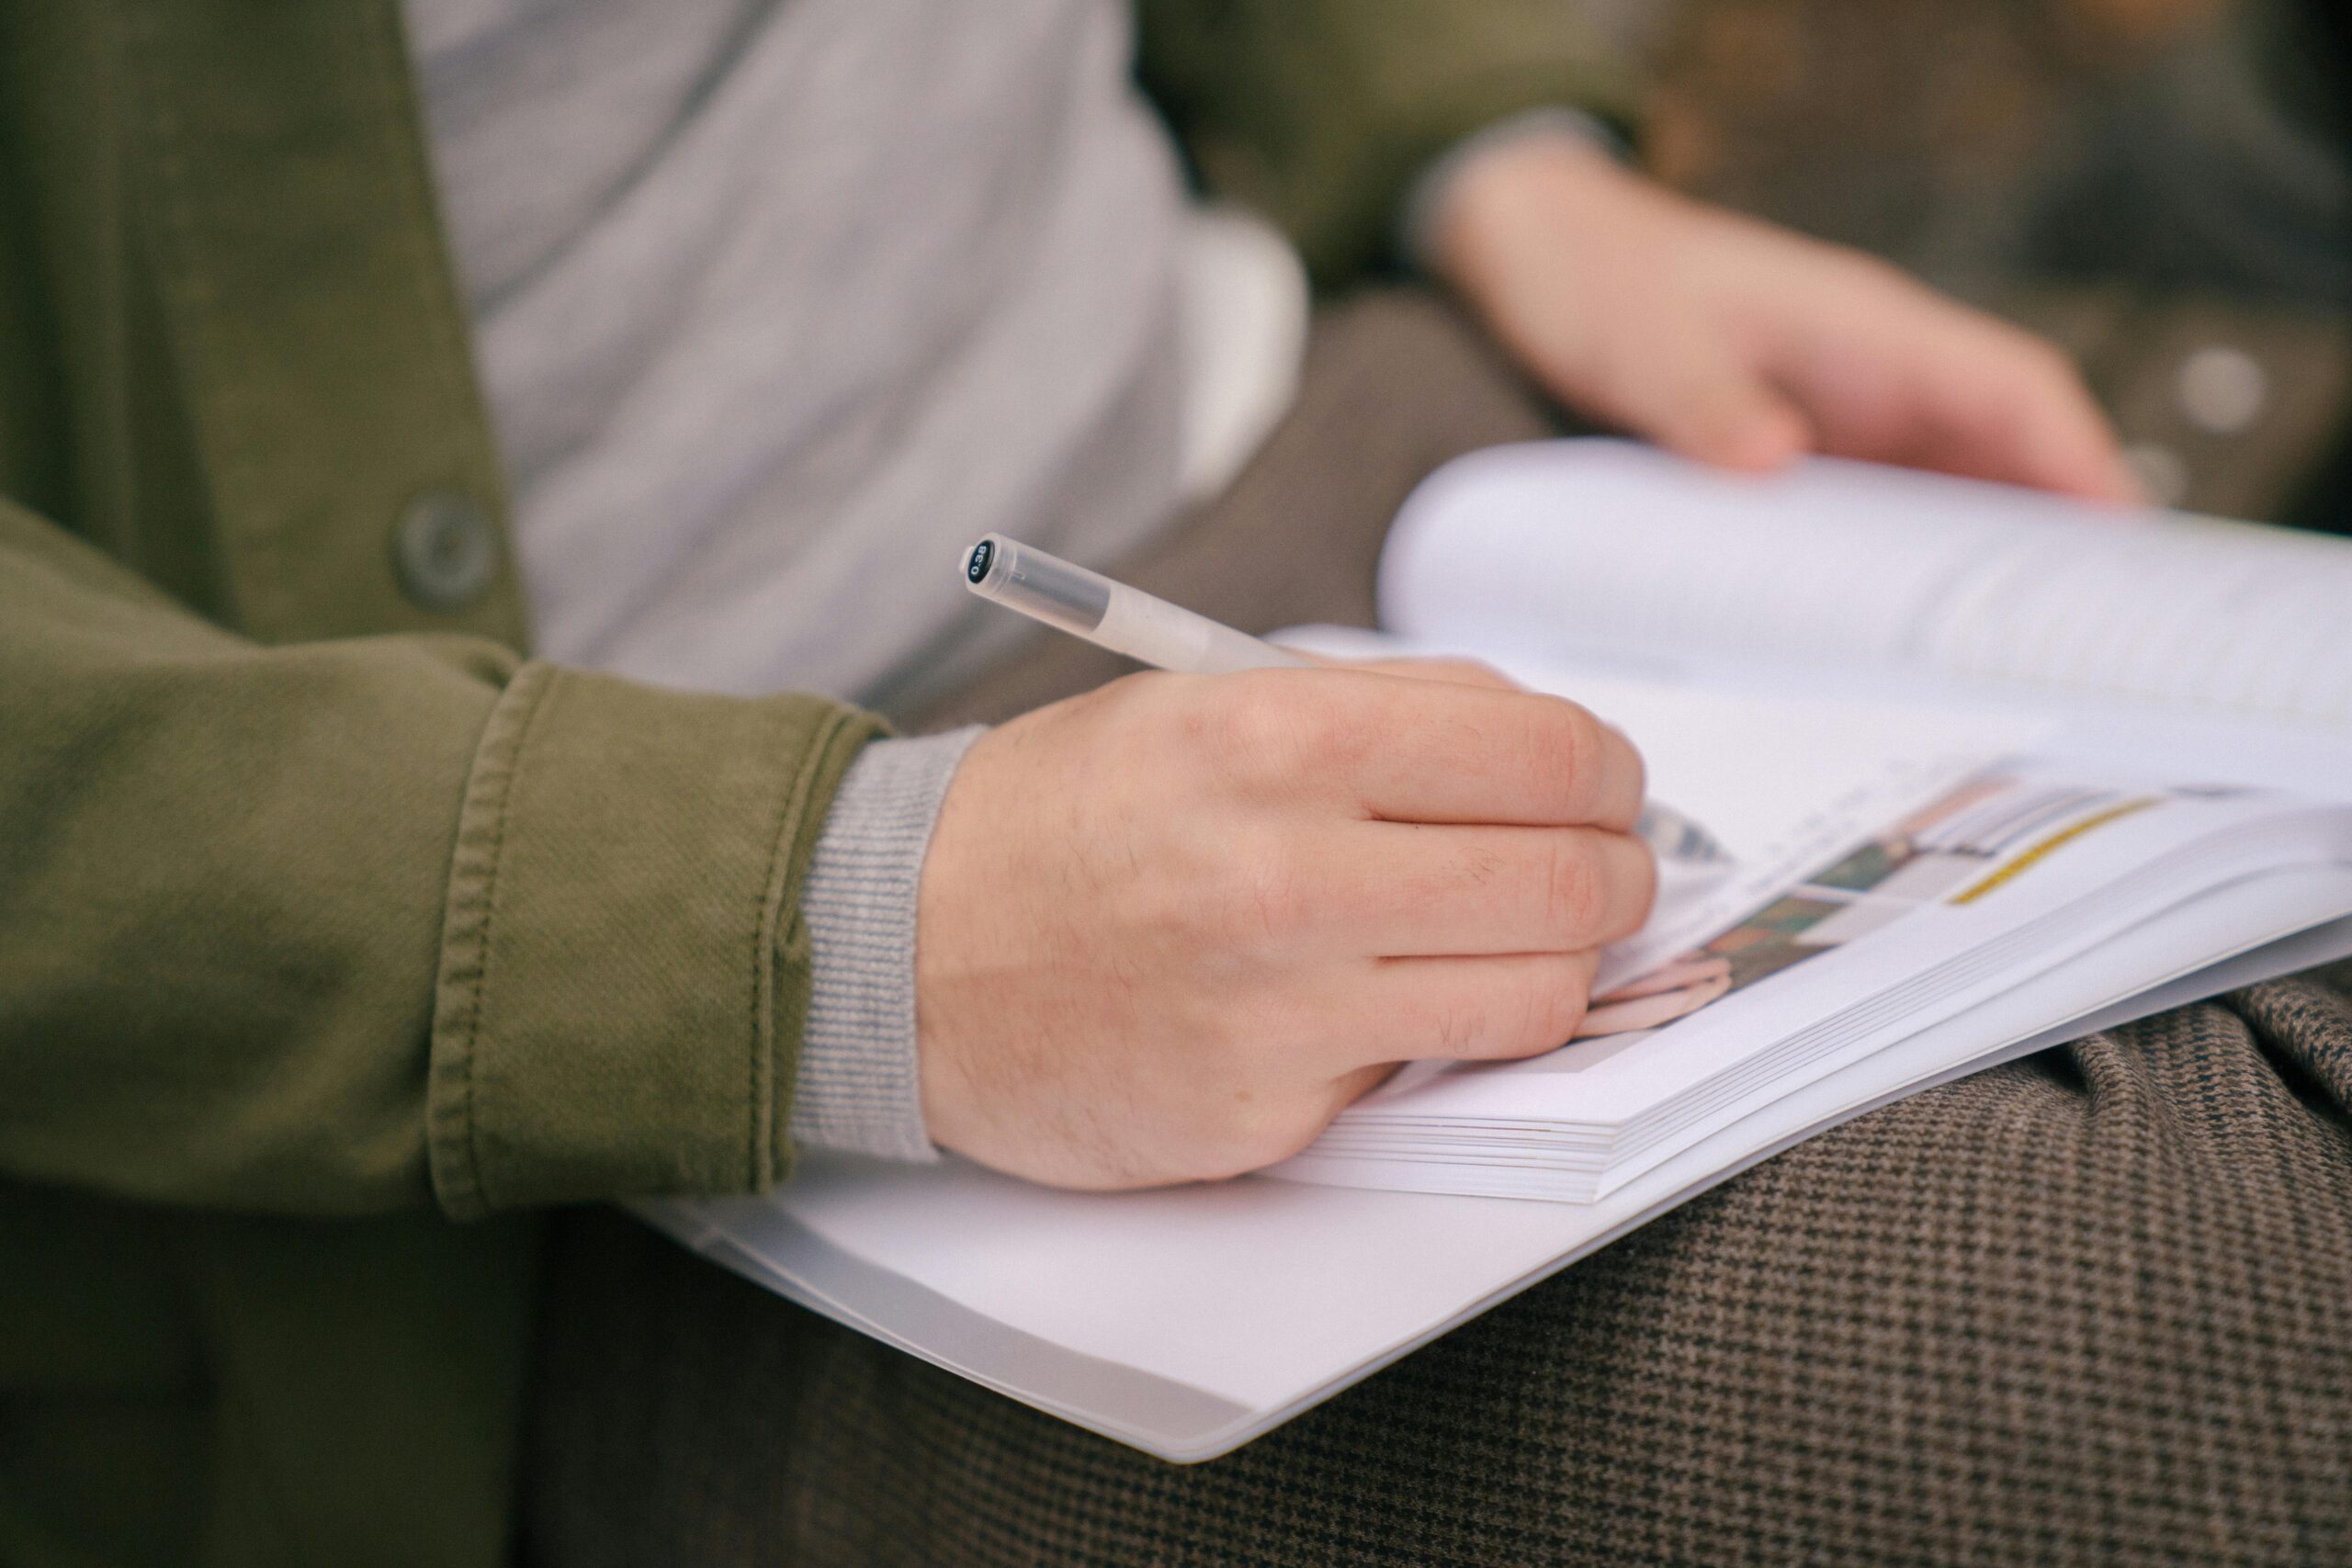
(426, 662, 881, 1219)
(791, 727, 985, 1162)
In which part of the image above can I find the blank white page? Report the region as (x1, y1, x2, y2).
(1380, 441, 2352, 729)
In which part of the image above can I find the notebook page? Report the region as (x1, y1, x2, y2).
(1380, 441, 2352, 728)
(643, 866, 2352, 1458)
(1380, 441, 2049, 670)
(1926, 513, 2352, 725)
(1275, 625, 2047, 996)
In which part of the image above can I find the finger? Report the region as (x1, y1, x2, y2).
(1330, 949, 1604, 1066)
(1781, 288, 2142, 504)
(1250, 669, 1645, 829)
(1591, 954, 1731, 1005)
(1349, 656, 1524, 692)
(1973, 367, 2143, 505)
(1308, 820, 1657, 957)
(1652, 375, 1812, 475)
(1913, 324, 2142, 504)
(1575, 968, 1731, 1037)
(1589, 329, 1814, 474)
(1292, 653, 1524, 692)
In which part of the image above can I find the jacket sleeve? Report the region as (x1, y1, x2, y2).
(1135, 0, 1644, 288)
(0, 502, 881, 1221)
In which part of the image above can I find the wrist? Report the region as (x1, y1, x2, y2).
(791, 726, 985, 1164)
(1402, 108, 1634, 276)
(1430, 131, 1643, 291)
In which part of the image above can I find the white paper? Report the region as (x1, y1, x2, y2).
(1278, 750, 2352, 1196)
(641, 864, 2352, 1459)
(641, 440, 2352, 1463)
(1380, 439, 2352, 729)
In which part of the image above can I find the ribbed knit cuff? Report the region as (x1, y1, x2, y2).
(1396, 106, 1635, 275)
(788, 726, 985, 1162)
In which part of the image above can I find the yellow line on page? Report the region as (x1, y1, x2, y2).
(1949, 798, 2160, 907)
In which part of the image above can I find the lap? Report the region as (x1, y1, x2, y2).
(519, 292, 2352, 1567)
(526, 982, 2352, 1566)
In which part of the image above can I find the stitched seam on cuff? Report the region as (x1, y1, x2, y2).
(428, 660, 559, 1221)
(791, 726, 985, 1163)
(751, 703, 874, 1190)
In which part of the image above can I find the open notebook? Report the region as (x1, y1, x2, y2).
(639, 440, 2352, 1461)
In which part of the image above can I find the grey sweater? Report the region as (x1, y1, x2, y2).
(401, 0, 1605, 1166)
(404, 0, 1319, 1159)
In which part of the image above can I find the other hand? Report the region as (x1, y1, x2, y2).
(1432, 134, 2141, 503)
(915, 660, 1657, 1189)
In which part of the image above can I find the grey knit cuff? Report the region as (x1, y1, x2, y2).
(789, 725, 985, 1163)
(1397, 106, 1634, 274)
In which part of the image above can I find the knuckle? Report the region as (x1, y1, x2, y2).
(1202, 681, 1298, 773)
(1533, 700, 1605, 811)
(1299, 682, 1382, 772)
(1090, 670, 1169, 743)
(1617, 843, 1661, 937)
(1543, 837, 1607, 938)
(1202, 675, 1366, 783)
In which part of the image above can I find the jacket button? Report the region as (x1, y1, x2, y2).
(393, 489, 499, 612)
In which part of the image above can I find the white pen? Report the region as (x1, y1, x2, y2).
(961, 533, 1731, 866)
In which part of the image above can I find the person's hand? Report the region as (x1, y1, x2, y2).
(1431, 133, 2142, 503)
(915, 660, 1657, 1190)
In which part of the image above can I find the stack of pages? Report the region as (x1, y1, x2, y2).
(1275, 756, 2352, 1202)
(641, 440, 2352, 1462)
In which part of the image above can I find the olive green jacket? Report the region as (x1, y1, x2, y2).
(0, 5, 1631, 1562)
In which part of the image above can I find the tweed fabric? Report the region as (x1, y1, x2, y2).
(525, 977, 2352, 1567)
(520, 295, 2352, 1567)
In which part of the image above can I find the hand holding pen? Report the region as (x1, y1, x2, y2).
(906, 536, 1692, 1191)
(961, 534, 1727, 866)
